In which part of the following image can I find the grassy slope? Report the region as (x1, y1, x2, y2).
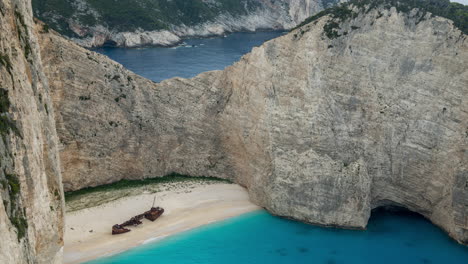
(64, 173, 232, 211)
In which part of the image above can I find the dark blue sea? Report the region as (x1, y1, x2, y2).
(91, 32, 468, 264)
(86, 210, 468, 264)
(94, 31, 285, 82)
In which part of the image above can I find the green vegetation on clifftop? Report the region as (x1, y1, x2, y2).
(33, 0, 262, 36)
(294, 0, 468, 38)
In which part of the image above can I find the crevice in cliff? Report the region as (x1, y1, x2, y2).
(0, 52, 13, 77)
(0, 88, 28, 242)
(0, 88, 20, 144)
(14, 8, 32, 60)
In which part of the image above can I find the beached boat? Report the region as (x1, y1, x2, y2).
(111, 197, 164, 235)
(144, 207, 164, 221)
(121, 215, 144, 227)
(112, 224, 130, 235)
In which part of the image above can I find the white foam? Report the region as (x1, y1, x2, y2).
(143, 235, 168, 244)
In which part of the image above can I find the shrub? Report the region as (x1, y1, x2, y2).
(65, 173, 231, 202)
(10, 216, 28, 240)
(294, 0, 468, 39)
(42, 24, 49, 33)
(6, 173, 20, 196)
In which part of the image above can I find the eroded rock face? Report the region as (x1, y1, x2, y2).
(0, 0, 64, 263)
(39, 5, 468, 245)
(39, 29, 229, 191)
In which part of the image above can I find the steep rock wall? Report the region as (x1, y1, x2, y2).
(39, 28, 228, 191)
(0, 0, 64, 263)
(39, 6, 467, 246)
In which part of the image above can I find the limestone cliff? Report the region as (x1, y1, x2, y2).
(0, 0, 64, 263)
(33, 0, 342, 48)
(39, 2, 468, 245)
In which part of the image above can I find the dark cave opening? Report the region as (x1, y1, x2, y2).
(102, 39, 118, 48)
(369, 201, 428, 224)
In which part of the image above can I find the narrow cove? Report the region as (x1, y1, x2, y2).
(85, 32, 468, 264)
(94, 31, 286, 82)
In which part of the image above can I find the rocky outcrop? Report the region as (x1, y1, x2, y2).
(34, 0, 343, 48)
(1, 0, 463, 262)
(0, 0, 64, 263)
(39, 2, 468, 246)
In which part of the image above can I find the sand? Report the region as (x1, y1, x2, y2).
(64, 183, 260, 264)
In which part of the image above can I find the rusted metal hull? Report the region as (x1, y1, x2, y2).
(121, 215, 144, 227)
(144, 207, 164, 221)
(111, 206, 164, 235)
(112, 224, 131, 235)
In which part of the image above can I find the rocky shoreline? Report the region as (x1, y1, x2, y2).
(86, 29, 286, 50)
(69, 12, 295, 48)
(36, 0, 344, 48)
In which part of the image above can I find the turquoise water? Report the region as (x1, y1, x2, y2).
(91, 32, 468, 264)
(87, 210, 468, 264)
(94, 31, 285, 82)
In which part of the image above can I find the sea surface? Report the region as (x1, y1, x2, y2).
(94, 31, 285, 82)
(86, 210, 468, 264)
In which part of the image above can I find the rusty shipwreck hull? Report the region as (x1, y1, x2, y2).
(111, 206, 165, 235)
(144, 207, 164, 221)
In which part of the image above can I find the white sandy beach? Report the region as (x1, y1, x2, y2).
(64, 183, 260, 264)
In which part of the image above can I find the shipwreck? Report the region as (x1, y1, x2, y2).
(112, 197, 164, 235)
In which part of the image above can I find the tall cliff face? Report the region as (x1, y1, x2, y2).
(39, 29, 228, 191)
(0, 0, 64, 263)
(32, 0, 342, 48)
(39, 2, 468, 245)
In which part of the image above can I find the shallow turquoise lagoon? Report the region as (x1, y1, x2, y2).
(86, 210, 468, 264)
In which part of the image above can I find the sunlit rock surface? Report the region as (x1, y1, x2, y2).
(39, 5, 467, 245)
(0, 0, 64, 263)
